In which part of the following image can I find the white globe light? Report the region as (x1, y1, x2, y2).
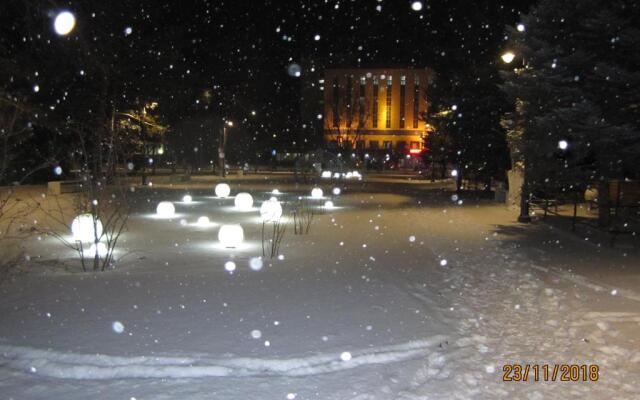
(332, 187, 341, 196)
(324, 200, 334, 209)
(197, 216, 210, 225)
(215, 183, 231, 198)
(333, 172, 340, 179)
(271, 188, 281, 195)
(156, 201, 176, 217)
(88, 242, 108, 258)
(218, 224, 244, 248)
(54, 11, 76, 36)
(516, 23, 525, 32)
(501, 51, 516, 64)
(321, 170, 332, 179)
(411, 1, 423, 11)
(71, 213, 103, 242)
(224, 261, 236, 272)
(345, 172, 353, 179)
(260, 199, 283, 222)
(451, 169, 458, 177)
(352, 171, 361, 178)
(182, 194, 193, 203)
(311, 187, 324, 198)
(234, 192, 254, 210)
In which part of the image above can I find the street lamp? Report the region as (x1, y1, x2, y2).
(502, 51, 531, 223)
(218, 120, 233, 177)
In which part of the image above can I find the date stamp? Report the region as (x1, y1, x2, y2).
(502, 364, 599, 382)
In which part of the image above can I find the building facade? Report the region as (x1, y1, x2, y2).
(323, 68, 433, 156)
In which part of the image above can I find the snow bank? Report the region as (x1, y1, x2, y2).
(0, 335, 446, 380)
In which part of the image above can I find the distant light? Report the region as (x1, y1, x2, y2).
(411, 1, 423, 12)
(197, 216, 211, 226)
(287, 63, 302, 77)
(157, 147, 164, 155)
(112, 321, 125, 334)
(33, 85, 40, 93)
(260, 199, 283, 222)
(324, 200, 334, 209)
(218, 224, 244, 248)
(311, 187, 324, 198)
(182, 194, 193, 203)
(332, 187, 341, 196)
(271, 189, 281, 195)
(124, 26, 133, 36)
(314, 34, 321, 41)
(53, 11, 76, 36)
(316, 114, 323, 119)
(226, 120, 234, 127)
(251, 110, 256, 116)
(409, 148, 422, 154)
(234, 192, 254, 211)
(53, 166, 63, 175)
(156, 201, 175, 217)
(451, 104, 457, 111)
(340, 351, 352, 361)
(501, 51, 516, 64)
(516, 23, 525, 32)
(451, 169, 458, 177)
(321, 170, 332, 179)
(249, 257, 263, 271)
(224, 261, 236, 272)
(215, 183, 231, 198)
(440, 259, 448, 266)
(558, 140, 569, 150)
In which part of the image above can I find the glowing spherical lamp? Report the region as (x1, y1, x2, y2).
(197, 216, 210, 226)
(321, 170, 332, 179)
(156, 201, 176, 217)
(88, 242, 108, 258)
(311, 187, 323, 198)
(324, 200, 334, 209)
(260, 199, 283, 222)
(218, 224, 244, 248)
(234, 192, 254, 210)
(71, 213, 103, 242)
(332, 187, 341, 196)
(182, 194, 193, 203)
(215, 183, 231, 198)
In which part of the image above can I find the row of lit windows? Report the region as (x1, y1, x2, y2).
(330, 140, 421, 150)
(332, 74, 421, 129)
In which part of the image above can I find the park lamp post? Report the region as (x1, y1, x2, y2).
(218, 120, 233, 177)
(502, 50, 531, 223)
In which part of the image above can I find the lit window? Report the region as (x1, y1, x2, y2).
(400, 75, 406, 129)
(386, 75, 392, 129)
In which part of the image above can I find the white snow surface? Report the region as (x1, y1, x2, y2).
(1, 177, 639, 399)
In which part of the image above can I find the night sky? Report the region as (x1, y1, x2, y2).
(2, 0, 535, 157)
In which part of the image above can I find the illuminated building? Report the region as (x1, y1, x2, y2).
(323, 68, 434, 157)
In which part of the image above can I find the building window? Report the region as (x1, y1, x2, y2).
(369, 140, 379, 149)
(399, 76, 406, 129)
(385, 75, 392, 129)
(397, 141, 407, 152)
(332, 77, 340, 128)
(410, 141, 420, 149)
(372, 76, 379, 128)
(413, 75, 420, 129)
(383, 140, 392, 150)
(359, 76, 366, 128)
(346, 76, 353, 128)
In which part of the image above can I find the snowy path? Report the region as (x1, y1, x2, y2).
(1, 180, 639, 399)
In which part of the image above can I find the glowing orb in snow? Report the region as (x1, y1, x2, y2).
(53, 11, 76, 35)
(182, 194, 193, 203)
(234, 192, 254, 210)
(440, 259, 448, 266)
(311, 187, 323, 198)
(215, 183, 231, 198)
(224, 261, 236, 272)
(53, 166, 63, 175)
(409, 235, 416, 242)
(71, 214, 103, 242)
(516, 23, 525, 32)
(112, 321, 125, 334)
(332, 187, 341, 196)
(271, 188, 281, 195)
(218, 224, 244, 248)
(352, 171, 362, 178)
(340, 351, 352, 361)
(197, 216, 211, 226)
(333, 172, 340, 179)
(156, 201, 175, 217)
(321, 170, 332, 179)
(260, 199, 283, 222)
(287, 63, 302, 77)
(411, 1, 423, 12)
(345, 172, 353, 179)
(249, 257, 263, 271)
(88, 242, 108, 258)
(451, 169, 458, 177)
(324, 200, 334, 209)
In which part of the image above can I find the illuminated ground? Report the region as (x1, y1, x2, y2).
(1, 175, 639, 399)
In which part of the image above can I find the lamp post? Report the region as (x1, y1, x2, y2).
(502, 51, 531, 223)
(218, 120, 233, 177)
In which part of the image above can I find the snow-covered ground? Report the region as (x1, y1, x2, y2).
(1, 175, 639, 399)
